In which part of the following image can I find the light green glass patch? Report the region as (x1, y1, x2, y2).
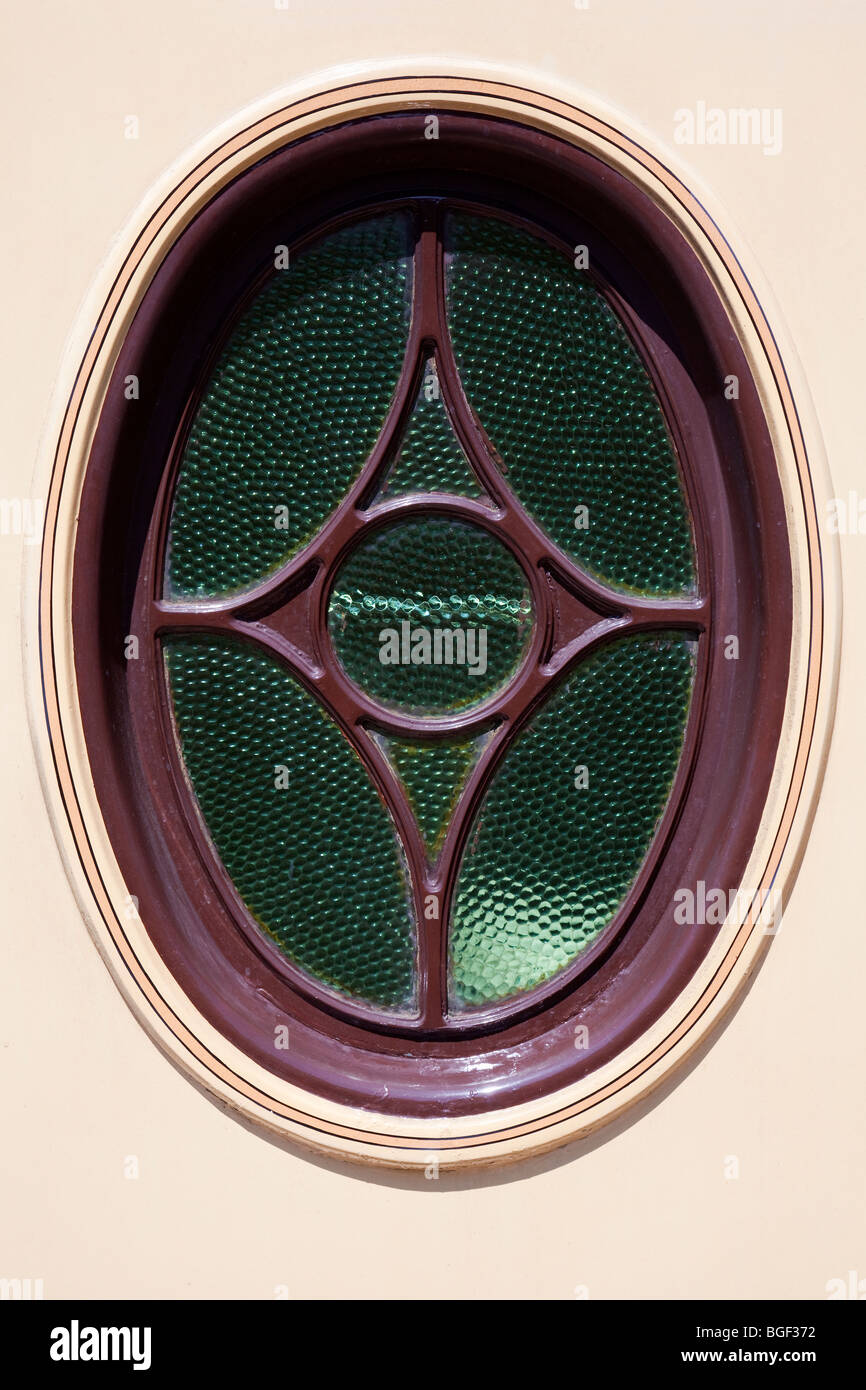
(375, 358, 481, 501)
(327, 516, 533, 716)
(164, 636, 416, 1009)
(449, 633, 695, 1007)
(445, 213, 696, 596)
(167, 213, 413, 597)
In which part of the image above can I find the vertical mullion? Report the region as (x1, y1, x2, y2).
(412, 200, 450, 1029)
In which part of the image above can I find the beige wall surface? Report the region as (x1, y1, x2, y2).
(1, 0, 863, 1299)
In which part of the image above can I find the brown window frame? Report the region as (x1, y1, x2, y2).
(71, 112, 792, 1117)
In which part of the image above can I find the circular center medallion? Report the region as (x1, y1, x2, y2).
(327, 515, 534, 715)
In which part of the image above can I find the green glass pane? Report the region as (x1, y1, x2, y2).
(445, 214, 695, 596)
(373, 729, 493, 858)
(167, 213, 413, 597)
(328, 516, 533, 716)
(450, 633, 694, 1006)
(376, 358, 481, 501)
(165, 637, 415, 1009)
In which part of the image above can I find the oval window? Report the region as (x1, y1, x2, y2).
(41, 84, 825, 1168)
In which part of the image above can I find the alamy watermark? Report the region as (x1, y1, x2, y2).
(674, 102, 783, 157)
(826, 491, 866, 534)
(0, 1277, 43, 1300)
(0, 496, 44, 545)
(50, 1321, 151, 1371)
(674, 880, 783, 933)
(379, 620, 488, 677)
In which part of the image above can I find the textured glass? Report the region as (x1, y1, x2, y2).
(449, 634, 694, 1006)
(167, 213, 412, 597)
(375, 357, 481, 501)
(445, 214, 695, 595)
(328, 517, 533, 715)
(159, 204, 704, 1024)
(165, 637, 415, 1008)
(373, 729, 493, 858)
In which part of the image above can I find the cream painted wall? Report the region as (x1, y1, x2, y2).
(1, 0, 863, 1298)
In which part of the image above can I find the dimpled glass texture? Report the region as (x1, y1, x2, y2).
(166, 213, 412, 597)
(445, 213, 696, 596)
(160, 203, 700, 1018)
(449, 634, 695, 1007)
(328, 516, 533, 714)
(374, 730, 493, 859)
(375, 358, 481, 501)
(164, 636, 415, 1009)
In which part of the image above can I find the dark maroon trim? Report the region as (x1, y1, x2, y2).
(137, 195, 709, 1036)
(71, 112, 792, 1115)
